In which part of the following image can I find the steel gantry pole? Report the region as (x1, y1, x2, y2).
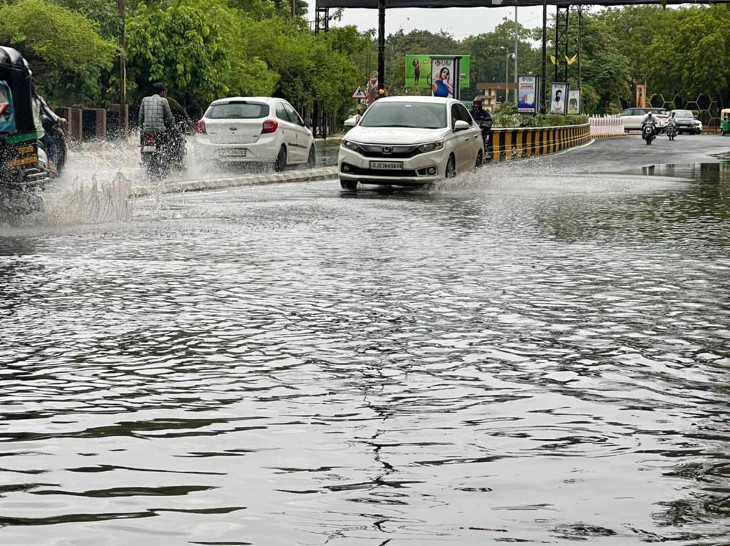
(378, 0, 386, 93)
(541, 0, 547, 112)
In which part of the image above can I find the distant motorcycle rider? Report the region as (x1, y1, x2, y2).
(139, 82, 176, 151)
(470, 97, 493, 146)
(641, 111, 657, 139)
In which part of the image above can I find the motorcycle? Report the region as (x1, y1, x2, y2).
(666, 121, 677, 141)
(141, 129, 186, 178)
(642, 124, 656, 145)
(476, 118, 493, 157)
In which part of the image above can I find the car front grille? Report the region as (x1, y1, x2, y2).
(354, 143, 421, 159)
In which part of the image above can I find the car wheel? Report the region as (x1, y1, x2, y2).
(340, 180, 358, 191)
(445, 156, 456, 179)
(274, 146, 287, 172)
(307, 146, 316, 168)
(474, 150, 483, 170)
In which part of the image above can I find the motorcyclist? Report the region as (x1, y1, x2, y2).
(31, 83, 66, 174)
(641, 111, 657, 139)
(470, 97, 493, 146)
(164, 93, 192, 164)
(138, 82, 176, 155)
(666, 111, 678, 139)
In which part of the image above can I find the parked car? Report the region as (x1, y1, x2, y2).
(619, 107, 669, 132)
(195, 97, 315, 171)
(338, 96, 484, 190)
(670, 109, 702, 134)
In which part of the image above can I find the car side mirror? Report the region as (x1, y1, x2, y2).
(344, 117, 358, 128)
(453, 120, 470, 132)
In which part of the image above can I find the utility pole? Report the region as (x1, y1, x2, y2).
(118, 0, 127, 135)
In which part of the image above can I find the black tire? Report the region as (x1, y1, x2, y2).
(646, 137, 652, 145)
(274, 146, 287, 172)
(445, 156, 456, 179)
(340, 179, 358, 191)
(307, 146, 316, 168)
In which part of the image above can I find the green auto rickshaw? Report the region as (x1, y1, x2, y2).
(0, 45, 50, 216)
(721, 108, 730, 135)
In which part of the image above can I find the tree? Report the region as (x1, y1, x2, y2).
(125, 0, 229, 107)
(0, 0, 117, 104)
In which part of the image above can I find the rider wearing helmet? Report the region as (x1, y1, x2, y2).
(470, 97, 493, 149)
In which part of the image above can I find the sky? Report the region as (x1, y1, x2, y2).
(306, 3, 548, 39)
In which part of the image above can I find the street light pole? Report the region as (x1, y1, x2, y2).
(514, 6, 518, 102)
(505, 52, 515, 103)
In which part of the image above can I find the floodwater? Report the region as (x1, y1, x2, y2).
(0, 147, 728, 545)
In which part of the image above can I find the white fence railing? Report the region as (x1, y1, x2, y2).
(589, 114, 625, 138)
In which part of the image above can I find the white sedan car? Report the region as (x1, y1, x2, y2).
(195, 97, 315, 171)
(338, 96, 485, 190)
(619, 107, 669, 132)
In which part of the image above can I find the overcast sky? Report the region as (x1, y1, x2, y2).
(306, 3, 549, 39)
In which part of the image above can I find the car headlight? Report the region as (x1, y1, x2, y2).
(418, 140, 444, 153)
(341, 138, 360, 152)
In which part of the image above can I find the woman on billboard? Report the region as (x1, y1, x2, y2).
(432, 66, 453, 98)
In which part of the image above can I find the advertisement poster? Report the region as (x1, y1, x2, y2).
(550, 82, 569, 115)
(517, 75, 538, 114)
(431, 57, 455, 98)
(405, 55, 470, 90)
(567, 89, 581, 115)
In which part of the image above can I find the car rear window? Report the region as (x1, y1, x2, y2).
(360, 102, 447, 129)
(206, 102, 269, 119)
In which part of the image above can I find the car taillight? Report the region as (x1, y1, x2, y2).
(143, 134, 156, 145)
(261, 119, 278, 134)
(196, 120, 206, 134)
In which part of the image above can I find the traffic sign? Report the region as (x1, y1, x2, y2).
(351, 86, 366, 99)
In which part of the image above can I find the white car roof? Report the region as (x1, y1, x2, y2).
(375, 96, 455, 104)
(209, 97, 283, 105)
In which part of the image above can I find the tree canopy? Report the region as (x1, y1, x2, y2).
(0, 1, 726, 117)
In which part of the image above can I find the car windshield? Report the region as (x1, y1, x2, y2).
(206, 102, 269, 119)
(674, 111, 693, 118)
(360, 102, 447, 129)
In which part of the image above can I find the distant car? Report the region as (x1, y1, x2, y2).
(670, 109, 702, 134)
(620, 107, 669, 132)
(195, 97, 315, 171)
(338, 96, 484, 190)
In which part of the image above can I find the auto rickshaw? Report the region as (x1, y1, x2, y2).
(0, 46, 50, 216)
(721, 108, 730, 135)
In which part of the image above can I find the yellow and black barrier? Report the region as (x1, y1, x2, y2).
(487, 124, 591, 163)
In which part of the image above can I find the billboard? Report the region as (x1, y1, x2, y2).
(567, 89, 581, 114)
(406, 55, 470, 90)
(517, 75, 539, 114)
(550, 82, 569, 115)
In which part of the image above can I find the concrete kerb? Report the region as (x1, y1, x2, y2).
(131, 136, 342, 197)
(131, 166, 339, 197)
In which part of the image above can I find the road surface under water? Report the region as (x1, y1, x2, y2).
(0, 137, 728, 545)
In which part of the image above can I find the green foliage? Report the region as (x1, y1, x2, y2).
(494, 102, 586, 127)
(3, 1, 728, 122)
(126, 1, 229, 106)
(0, 0, 116, 103)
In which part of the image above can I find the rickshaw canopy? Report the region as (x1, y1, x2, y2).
(0, 46, 35, 135)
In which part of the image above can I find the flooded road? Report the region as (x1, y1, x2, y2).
(0, 136, 729, 545)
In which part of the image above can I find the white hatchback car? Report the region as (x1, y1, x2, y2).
(338, 96, 484, 190)
(195, 97, 315, 171)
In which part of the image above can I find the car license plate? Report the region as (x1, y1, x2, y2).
(141, 146, 156, 152)
(221, 149, 246, 157)
(370, 161, 402, 170)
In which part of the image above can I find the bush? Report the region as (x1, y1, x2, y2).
(493, 102, 588, 128)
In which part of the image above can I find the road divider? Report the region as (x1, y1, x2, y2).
(589, 115, 626, 139)
(487, 124, 592, 162)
